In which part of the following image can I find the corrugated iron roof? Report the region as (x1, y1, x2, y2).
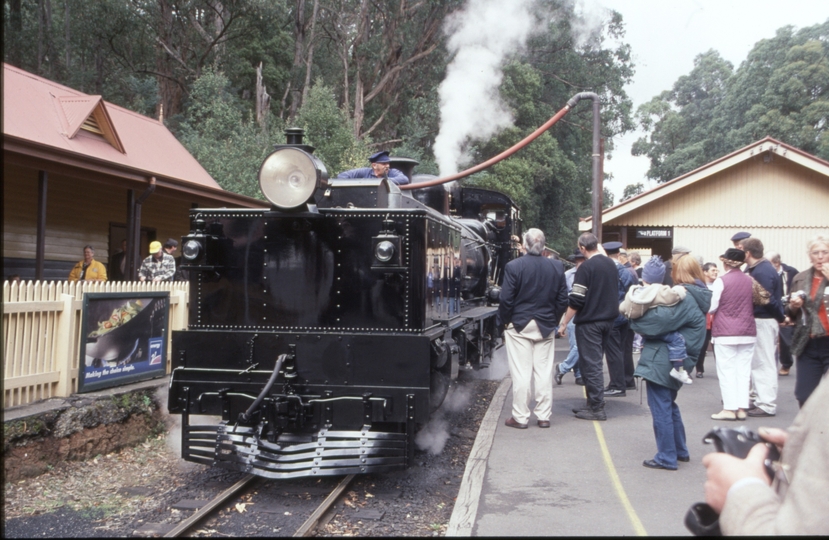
(2, 63, 221, 190)
(581, 136, 829, 229)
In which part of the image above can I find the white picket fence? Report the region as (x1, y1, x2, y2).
(2, 280, 189, 409)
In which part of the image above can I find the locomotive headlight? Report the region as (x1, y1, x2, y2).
(182, 239, 202, 260)
(258, 147, 328, 210)
(375, 240, 396, 262)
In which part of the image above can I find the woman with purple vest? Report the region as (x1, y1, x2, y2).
(709, 248, 756, 421)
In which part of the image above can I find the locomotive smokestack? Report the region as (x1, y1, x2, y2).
(276, 127, 315, 153)
(285, 127, 304, 145)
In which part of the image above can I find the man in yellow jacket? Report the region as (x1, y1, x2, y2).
(68, 245, 108, 281)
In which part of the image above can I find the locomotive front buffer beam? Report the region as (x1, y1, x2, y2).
(170, 330, 429, 478)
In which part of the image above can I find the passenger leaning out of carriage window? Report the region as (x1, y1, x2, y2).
(785, 234, 829, 407)
(336, 151, 409, 185)
(68, 245, 108, 282)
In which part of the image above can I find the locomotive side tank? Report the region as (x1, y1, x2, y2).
(168, 129, 520, 479)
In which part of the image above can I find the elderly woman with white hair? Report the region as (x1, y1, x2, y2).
(785, 234, 829, 407)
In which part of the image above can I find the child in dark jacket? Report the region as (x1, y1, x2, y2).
(620, 256, 693, 385)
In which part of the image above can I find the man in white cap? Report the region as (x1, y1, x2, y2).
(336, 151, 409, 185)
(138, 241, 176, 282)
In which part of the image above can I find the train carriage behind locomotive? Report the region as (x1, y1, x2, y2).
(168, 129, 521, 479)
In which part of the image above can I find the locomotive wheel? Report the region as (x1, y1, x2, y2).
(429, 368, 451, 412)
(429, 337, 455, 412)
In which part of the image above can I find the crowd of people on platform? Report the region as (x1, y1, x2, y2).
(497, 228, 828, 534)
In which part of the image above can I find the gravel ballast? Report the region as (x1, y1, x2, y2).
(3, 375, 500, 537)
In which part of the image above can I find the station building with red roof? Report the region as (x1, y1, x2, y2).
(3, 63, 263, 280)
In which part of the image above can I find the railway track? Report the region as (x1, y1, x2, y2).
(161, 474, 355, 538)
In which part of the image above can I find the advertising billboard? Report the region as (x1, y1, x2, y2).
(78, 292, 169, 393)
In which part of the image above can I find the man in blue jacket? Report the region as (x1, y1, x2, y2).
(741, 238, 785, 417)
(336, 151, 409, 185)
(603, 241, 638, 396)
(497, 228, 568, 429)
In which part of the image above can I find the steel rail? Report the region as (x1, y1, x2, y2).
(163, 473, 257, 537)
(293, 474, 356, 537)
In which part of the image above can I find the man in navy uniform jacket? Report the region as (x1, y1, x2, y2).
(497, 228, 568, 429)
(336, 151, 409, 185)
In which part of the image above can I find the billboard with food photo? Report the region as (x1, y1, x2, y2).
(78, 292, 170, 392)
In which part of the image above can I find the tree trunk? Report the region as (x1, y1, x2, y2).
(155, 0, 182, 120)
(10, 0, 21, 32)
(8, 0, 22, 66)
(351, 0, 371, 138)
(287, 0, 306, 120)
(212, 1, 226, 65)
(255, 62, 271, 129)
(301, 0, 320, 104)
(42, 0, 55, 76)
(37, 0, 44, 72)
(64, 0, 70, 71)
(95, 34, 104, 94)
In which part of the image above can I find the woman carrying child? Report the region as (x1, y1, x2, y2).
(621, 255, 710, 470)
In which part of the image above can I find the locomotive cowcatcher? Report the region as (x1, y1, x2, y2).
(168, 128, 521, 479)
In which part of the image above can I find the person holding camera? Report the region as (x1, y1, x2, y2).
(784, 234, 829, 407)
(701, 372, 829, 535)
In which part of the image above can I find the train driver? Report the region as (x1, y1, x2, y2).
(336, 151, 409, 185)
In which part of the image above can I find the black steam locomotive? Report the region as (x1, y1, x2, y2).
(168, 129, 521, 479)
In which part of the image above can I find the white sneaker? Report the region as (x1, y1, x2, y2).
(670, 368, 693, 385)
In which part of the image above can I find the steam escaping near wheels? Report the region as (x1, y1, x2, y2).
(417, 383, 474, 455)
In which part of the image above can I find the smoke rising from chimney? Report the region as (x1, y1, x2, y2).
(433, 0, 542, 176)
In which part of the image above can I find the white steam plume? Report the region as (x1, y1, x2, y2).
(414, 383, 473, 455)
(433, 0, 542, 176)
(570, 0, 606, 49)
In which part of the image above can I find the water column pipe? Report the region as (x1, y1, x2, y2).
(567, 92, 603, 241)
(400, 92, 603, 239)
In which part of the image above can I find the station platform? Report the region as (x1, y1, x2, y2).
(448, 339, 800, 536)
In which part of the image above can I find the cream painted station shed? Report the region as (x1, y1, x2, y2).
(581, 137, 829, 272)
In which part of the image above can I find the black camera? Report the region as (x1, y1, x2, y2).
(702, 426, 780, 478)
(684, 427, 781, 536)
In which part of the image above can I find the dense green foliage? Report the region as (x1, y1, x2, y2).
(633, 20, 829, 183)
(4, 0, 637, 253)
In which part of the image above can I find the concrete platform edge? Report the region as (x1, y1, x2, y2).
(446, 376, 511, 536)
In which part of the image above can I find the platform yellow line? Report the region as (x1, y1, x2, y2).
(591, 420, 648, 536)
(581, 384, 647, 536)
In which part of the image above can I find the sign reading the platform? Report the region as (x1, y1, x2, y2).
(78, 292, 169, 393)
(636, 228, 672, 239)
